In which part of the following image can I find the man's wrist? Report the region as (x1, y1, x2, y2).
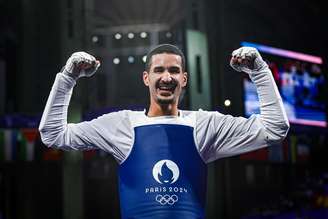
(254, 58, 268, 71)
(61, 66, 79, 80)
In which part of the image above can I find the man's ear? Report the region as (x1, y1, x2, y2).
(143, 71, 149, 86)
(182, 72, 188, 87)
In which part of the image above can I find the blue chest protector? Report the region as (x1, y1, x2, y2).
(119, 124, 207, 219)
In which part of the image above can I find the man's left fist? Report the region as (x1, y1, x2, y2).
(230, 47, 268, 74)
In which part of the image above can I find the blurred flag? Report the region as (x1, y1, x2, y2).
(297, 143, 310, 162)
(5, 130, 14, 161)
(282, 138, 290, 162)
(21, 129, 38, 161)
(240, 147, 269, 161)
(17, 131, 27, 161)
(0, 129, 17, 161)
(268, 143, 283, 162)
(42, 148, 63, 161)
(83, 149, 97, 160)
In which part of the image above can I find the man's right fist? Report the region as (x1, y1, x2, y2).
(63, 51, 100, 79)
(230, 47, 267, 74)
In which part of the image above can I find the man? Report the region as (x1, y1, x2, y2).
(39, 44, 289, 218)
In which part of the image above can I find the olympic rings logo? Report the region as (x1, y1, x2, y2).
(155, 194, 179, 205)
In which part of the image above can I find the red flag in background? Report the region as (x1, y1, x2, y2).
(240, 147, 269, 161)
(21, 128, 39, 161)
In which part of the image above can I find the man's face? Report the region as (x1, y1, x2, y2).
(143, 53, 187, 105)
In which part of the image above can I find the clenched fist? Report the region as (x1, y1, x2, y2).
(63, 51, 101, 79)
(230, 47, 268, 74)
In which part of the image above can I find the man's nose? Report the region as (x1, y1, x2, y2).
(161, 71, 172, 82)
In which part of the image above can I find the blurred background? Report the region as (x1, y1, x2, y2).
(0, 0, 328, 218)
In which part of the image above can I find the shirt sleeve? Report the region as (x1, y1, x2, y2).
(38, 73, 133, 163)
(195, 66, 290, 163)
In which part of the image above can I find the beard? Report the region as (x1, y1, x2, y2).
(156, 96, 175, 104)
(154, 79, 178, 105)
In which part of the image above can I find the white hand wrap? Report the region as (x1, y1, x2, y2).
(64, 51, 100, 79)
(230, 47, 268, 74)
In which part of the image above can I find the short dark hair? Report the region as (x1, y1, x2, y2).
(145, 44, 185, 72)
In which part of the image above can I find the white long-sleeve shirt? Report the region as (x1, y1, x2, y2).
(39, 66, 289, 164)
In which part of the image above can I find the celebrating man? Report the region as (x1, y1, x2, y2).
(39, 44, 289, 218)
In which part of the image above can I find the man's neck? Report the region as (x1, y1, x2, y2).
(147, 103, 179, 117)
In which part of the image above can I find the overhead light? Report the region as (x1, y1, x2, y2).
(128, 56, 135, 63)
(91, 36, 99, 43)
(113, 58, 120, 65)
(127, 33, 135, 39)
(142, 55, 147, 63)
(114, 33, 122, 40)
(224, 99, 231, 107)
(140, 32, 148, 38)
(165, 32, 172, 38)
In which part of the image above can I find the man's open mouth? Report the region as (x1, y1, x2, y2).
(156, 84, 176, 97)
(158, 84, 176, 93)
(158, 85, 175, 92)
(156, 80, 178, 96)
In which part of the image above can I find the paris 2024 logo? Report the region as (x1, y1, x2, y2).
(145, 159, 188, 205)
(152, 159, 179, 184)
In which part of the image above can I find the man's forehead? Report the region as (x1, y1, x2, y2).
(151, 53, 182, 66)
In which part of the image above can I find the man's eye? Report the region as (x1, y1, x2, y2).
(154, 67, 164, 73)
(169, 67, 180, 74)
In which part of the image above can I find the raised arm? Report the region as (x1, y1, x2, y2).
(230, 47, 290, 139)
(196, 47, 290, 162)
(38, 52, 103, 150)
